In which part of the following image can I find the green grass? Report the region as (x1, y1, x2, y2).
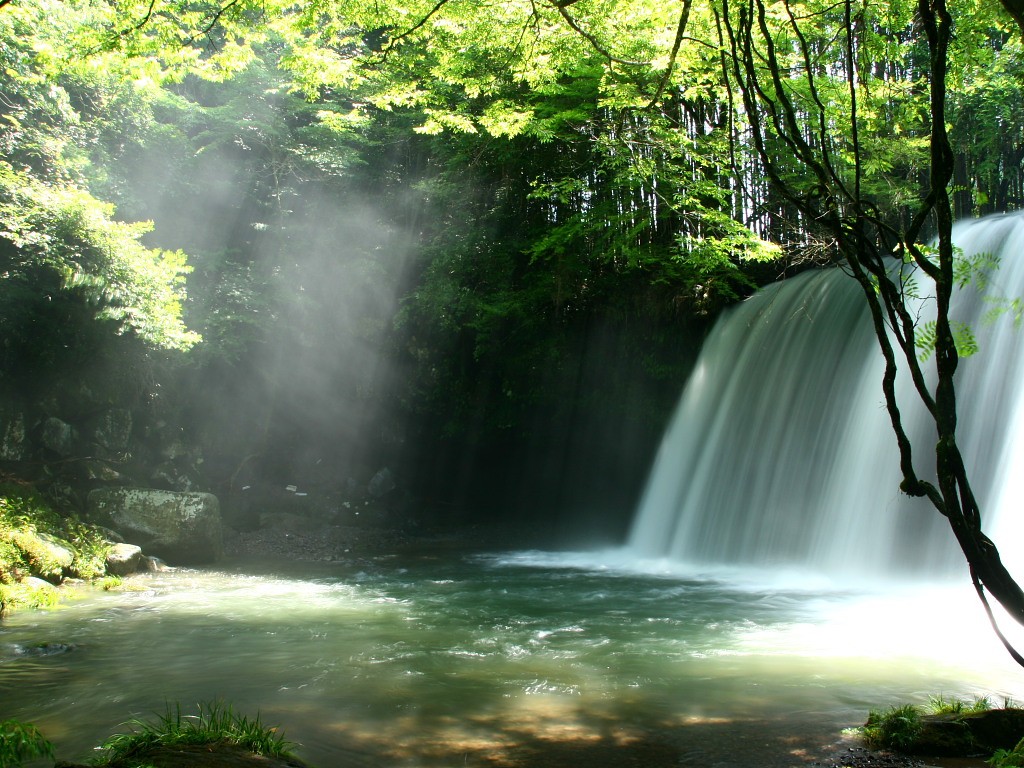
(862, 703, 923, 750)
(95, 701, 297, 767)
(862, 695, 1006, 754)
(990, 737, 1024, 768)
(0, 719, 55, 768)
(928, 694, 992, 715)
(97, 575, 124, 591)
(0, 579, 61, 613)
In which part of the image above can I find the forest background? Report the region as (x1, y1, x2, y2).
(1, 0, 1023, 545)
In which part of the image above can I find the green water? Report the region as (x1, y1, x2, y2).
(1, 549, 1020, 767)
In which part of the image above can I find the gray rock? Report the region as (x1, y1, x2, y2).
(87, 487, 223, 564)
(140, 555, 170, 572)
(14, 642, 77, 657)
(368, 467, 396, 498)
(0, 408, 28, 461)
(150, 461, 199, 492)
(89, 408, 132, 451)
(159, 437, 190, 461)
(40, 417, 76, 456)
(105, 542, 143, 576)
(78, 459, 129, 483)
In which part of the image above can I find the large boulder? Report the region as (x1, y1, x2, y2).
(87, 487, 223, 564)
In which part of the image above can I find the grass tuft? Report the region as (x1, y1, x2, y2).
(96, 701, 296, 766)
(97, 575, 123, 591)
(862, 703, 923, 750)
(0, 719, 55, 768)
(990, 737, 1024, 768)
(928, 694, 992, 715)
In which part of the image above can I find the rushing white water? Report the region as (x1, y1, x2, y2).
(628, 212, 1024, 584)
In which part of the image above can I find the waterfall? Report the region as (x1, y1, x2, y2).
(628, 212, 1024, 582)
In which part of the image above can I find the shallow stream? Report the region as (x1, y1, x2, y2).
(2, 548, 1021, 767)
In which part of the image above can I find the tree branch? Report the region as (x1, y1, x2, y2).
(644, 0, 695, 109)
(111, 0, 158, 41)
(182, 0, 243, 47)
(382, 0, 452, 55)
(552, 1, 647, 67)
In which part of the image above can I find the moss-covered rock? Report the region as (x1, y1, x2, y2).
(6, 704, 312, 768)
(8, 530, 73, 581)
(1, 576, 61, 611)
(0, 482, 114, 614)
(967, 708, 1024, 752)
(923, 709, 1024, 755)
(908, 712, 977, 756)
(64, 702, 312, 768)
(56, 742, 312, 768)
(869, 707, 1024, 758)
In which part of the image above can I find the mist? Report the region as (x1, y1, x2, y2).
(101, 67, 696, 547)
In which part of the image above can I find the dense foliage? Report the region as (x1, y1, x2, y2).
(0, 4, 199, 374)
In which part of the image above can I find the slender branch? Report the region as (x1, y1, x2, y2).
(782, 0, 854, 202)
(382, 0, 452, 55)
(644, 0, 695, 109)
(552, 1, 647, 67)
(109, 0, 158, 42)
(182, 0, 243, 47)
(844, 0, 861, 203)
(100, 0, 250, 53)
(845, 253, 941, 503)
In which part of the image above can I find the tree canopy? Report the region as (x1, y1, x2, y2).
(6, 0, 1022, 381)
